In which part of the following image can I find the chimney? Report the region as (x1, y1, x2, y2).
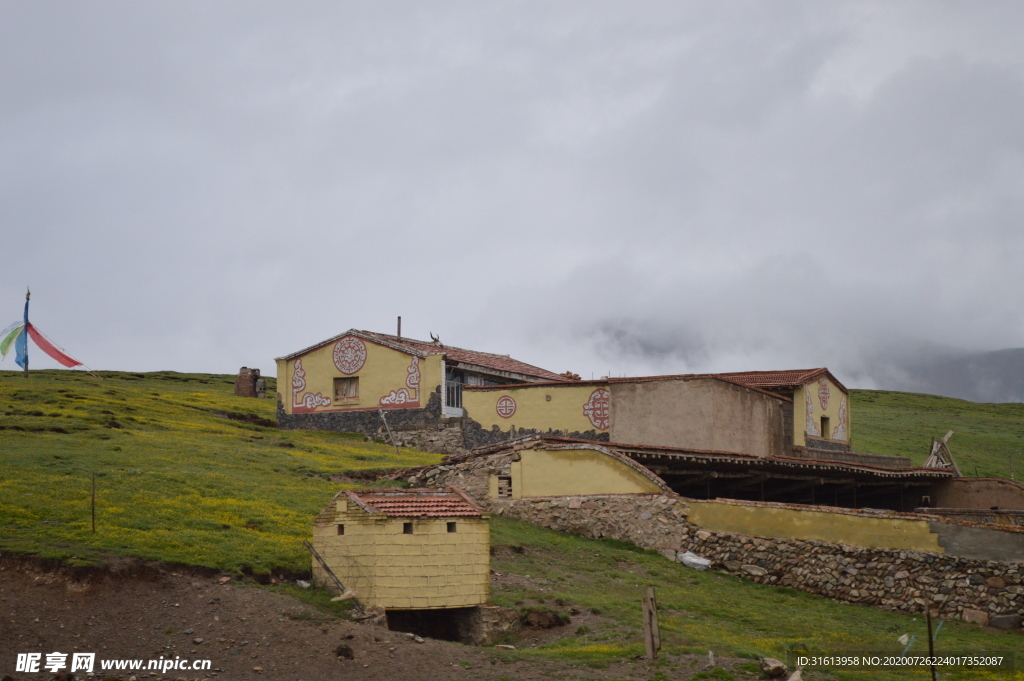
(397, 316, 402, 340)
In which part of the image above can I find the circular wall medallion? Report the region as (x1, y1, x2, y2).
(583, 388, 611, 430)
(817, 377, 830, 411)
(333, 337, 367, 374)
(496, 395, 517, 419)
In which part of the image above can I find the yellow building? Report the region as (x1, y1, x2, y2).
(311, 488, 490, 610)
(483, 441, 672, 499)
(463, 368, 852, 457)
(715, 368, 851, 451)
(274, 327, 852, 459)
(275, 329, 564, 450)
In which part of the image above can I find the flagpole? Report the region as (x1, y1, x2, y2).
(22, 288, 29, 378)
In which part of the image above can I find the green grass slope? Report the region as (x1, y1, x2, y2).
(0, 369, 440, 571)
(1, 371, 1022, 678)
(490, 518, 1021, 681)
(852, 389, 1024, 478)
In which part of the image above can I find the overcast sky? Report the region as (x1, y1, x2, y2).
(2, 2, 1023, 387)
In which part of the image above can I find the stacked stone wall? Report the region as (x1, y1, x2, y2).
(489, 494, 1021, 626)
(462, 418, 609, 450)
(278, 392, 462, 453)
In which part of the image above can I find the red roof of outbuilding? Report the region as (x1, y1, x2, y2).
(345, 488, 484, 518)
(714, 368, 848, 393)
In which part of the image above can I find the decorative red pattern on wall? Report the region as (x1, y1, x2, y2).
(292, 359, 332, 413)
(583, 389, 611, 430)
(496, 395, 517, 419)
(379, 356, 421, 408)
(333, 336, 367, 374)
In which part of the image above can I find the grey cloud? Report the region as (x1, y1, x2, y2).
(1, 3, 1022, 399)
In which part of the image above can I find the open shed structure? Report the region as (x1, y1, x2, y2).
(464, 434, 956, 513)
(311, 488, 490, 611)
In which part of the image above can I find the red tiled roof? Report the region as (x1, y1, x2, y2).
(361, 331, 565, 381)
(467, 434, 953, 479)
(714, 368, 847, 393)
(277, 329, 564, 382)
(346, 488, 484, 517)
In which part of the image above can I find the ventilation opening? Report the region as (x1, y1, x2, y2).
(337, 524, 345, 536)
(497, 475, 512, 498)
(403, 522, 413, 534)
(386, 607, 479, 643)
(447, 522, 457, 533)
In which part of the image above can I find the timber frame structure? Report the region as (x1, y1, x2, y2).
(466, 435, 957, 513)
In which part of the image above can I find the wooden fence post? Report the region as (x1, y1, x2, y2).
(643, 585, 661, 660)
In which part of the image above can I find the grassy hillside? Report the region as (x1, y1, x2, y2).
(0, 369, 439, 571)
(490, 518, 1020, 681)
(1, 371, 1022, 679)
(852, 389, 1024, 477)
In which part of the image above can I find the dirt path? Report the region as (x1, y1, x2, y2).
(0, 559, 761, 681)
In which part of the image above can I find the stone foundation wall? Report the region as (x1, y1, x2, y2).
(461, 418, 609, 450)
(803, 436, 851, 453)
(489, 494, 1022, 626)
(278, 393, 610, 455)
(925, 508, 1024, 526)
(387, 421, 466, 454)
(280, 391, 456, 448)
(407, 453, 515, 500)
(793, 445, 911, 469)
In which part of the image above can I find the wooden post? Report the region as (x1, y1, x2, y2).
(378, 408, 401, 459)
(925, 600, 937, 681)
(22, 288, 29, 378)
(91, 473, 96, 533)
(303, 540, 365, 615)
(642, 585, 660, 660)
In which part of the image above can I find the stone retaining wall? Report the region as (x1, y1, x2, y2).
(278, 392, 467, 454)
(489, 494, 1021, 627)
(462, 418, 609, 450)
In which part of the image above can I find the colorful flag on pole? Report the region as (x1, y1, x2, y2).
(14, 295, 29, 369)
(1, 291, 84, 370)
(26, 324, 82, 367)
(0, 322, 23, 358)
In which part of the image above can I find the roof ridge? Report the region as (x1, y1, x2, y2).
(360, 330, 514, 359)
(715, 368, 825, 376)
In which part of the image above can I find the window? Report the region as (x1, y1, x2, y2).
(447, 522, 457, 533)
(403, 522, 413, 534)
(337, 524, 345, 536)
(820, 416, 831, 439)
(334, 377, 359, 402)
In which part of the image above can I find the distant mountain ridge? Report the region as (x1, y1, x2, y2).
(884, 347, 1024, 403)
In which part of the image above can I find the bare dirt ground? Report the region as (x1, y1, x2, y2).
(0, 557, 763, 681)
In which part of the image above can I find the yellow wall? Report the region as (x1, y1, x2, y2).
(793, 376, 851, 447)
(312, 500, 490, 609)
(462, 382, 609, 434)
(277, 336, 443, 415)
(489, 447, 664, 498)
(687, 500, 942, 552)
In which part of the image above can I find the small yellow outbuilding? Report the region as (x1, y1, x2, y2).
(312, 488, 490, 610)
